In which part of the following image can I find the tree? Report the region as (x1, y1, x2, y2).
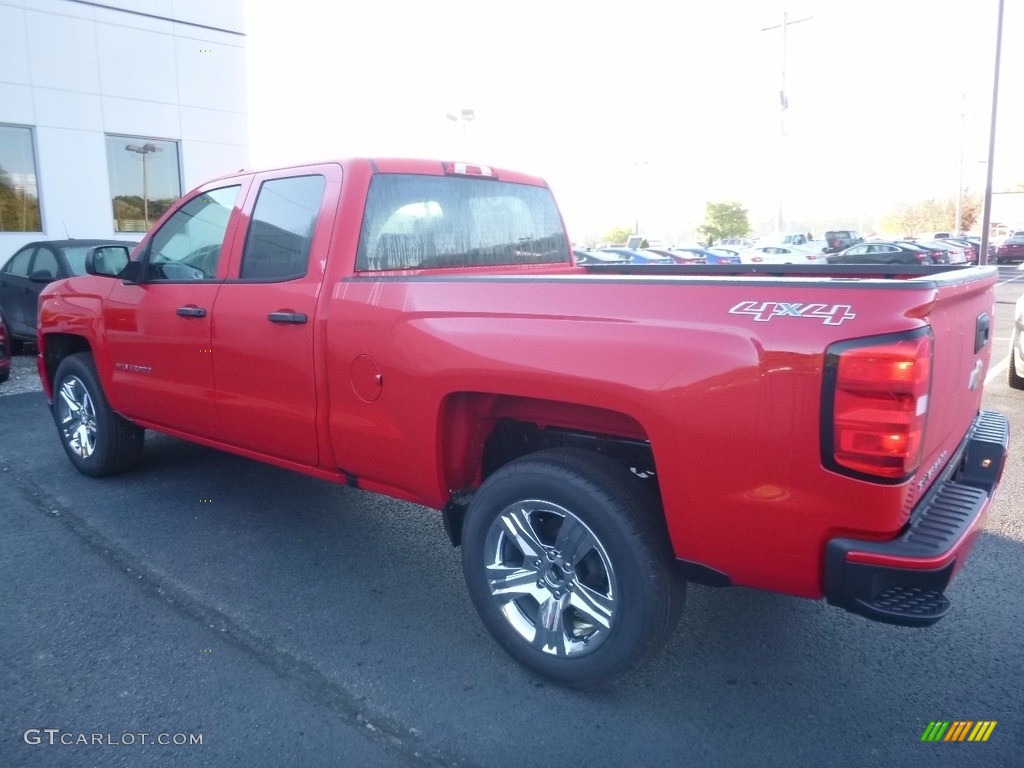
(0, 165, 42, 232)
(880, 193, 982, 237)
(602, 226, 634, 245)
(696, 201, 749, 246)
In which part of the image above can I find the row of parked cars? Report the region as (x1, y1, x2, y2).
(576, 231, 1024, 268)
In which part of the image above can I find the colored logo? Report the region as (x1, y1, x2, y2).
(921, 721, 997, 742)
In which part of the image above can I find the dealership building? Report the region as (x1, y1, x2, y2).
(0, 0, 248, 261)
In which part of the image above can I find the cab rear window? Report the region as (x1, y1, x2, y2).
(356, 174, 569, 271)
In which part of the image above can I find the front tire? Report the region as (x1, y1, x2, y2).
(461, 448, 683, 689)
(52, 352, 144, 476)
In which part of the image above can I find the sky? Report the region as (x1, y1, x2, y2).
(243, 0, 1023, 243)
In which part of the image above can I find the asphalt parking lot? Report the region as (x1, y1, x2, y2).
(2, 267, 1023, 768)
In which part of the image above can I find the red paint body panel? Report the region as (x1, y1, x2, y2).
(36, 158, 1004, 602)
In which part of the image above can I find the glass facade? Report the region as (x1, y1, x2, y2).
(0, 124, 43, 233)
(105, 135, 182, 233)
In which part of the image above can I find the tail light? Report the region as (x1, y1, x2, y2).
(443, 162, 497, 178)
(914, 252, 928, 262)
(822, 329, 932, 482)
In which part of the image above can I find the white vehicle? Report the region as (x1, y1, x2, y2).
(738, 244, 829, 265)
(1010, 293, 1023, 390)
(760, 232, 812, 247)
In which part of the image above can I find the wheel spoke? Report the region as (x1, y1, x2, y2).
(498, 506, 546, 559)
(59, 381, 78, 412)
(533, 595, 570, 655)
(486, 564, 543, 601)
(569, 581, 614, 630)
(555, 514, 599, 567)
(81, 388, 94, 418)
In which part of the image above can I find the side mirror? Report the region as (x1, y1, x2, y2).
(29, 270, 56, 283)
(85, 245, 132, 277)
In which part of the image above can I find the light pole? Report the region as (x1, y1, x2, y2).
(445, 108, 476, 157)
(761, 12, 812, 234)
(978, 0, 1005, 266)
(633, 161, 649, 236)
(125, 142, 161, 229)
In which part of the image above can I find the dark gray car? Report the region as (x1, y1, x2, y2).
(0, 239, 137, 351)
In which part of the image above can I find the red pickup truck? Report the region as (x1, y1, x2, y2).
(36, 158, 1008, 688)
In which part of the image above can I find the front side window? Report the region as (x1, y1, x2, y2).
(105, 135, 182, 234)
(0, 125, 42, 233)
(240, 175, 325, 280)
(145, 186, 240, 281)
(356, 174, 568, 271)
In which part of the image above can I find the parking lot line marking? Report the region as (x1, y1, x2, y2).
(986, 356, 1009, 385)
(997, 273, 1024, 286)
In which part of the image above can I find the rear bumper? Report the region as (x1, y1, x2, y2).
(824, 410, 1008, 627)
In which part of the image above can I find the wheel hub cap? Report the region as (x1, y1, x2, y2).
(484, 500, 617, 658)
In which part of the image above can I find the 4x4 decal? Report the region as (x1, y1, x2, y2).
(729, 301, 856, 325)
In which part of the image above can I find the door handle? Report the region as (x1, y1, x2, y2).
(268, 312, 308, 324)
(176, 306, 207, 318)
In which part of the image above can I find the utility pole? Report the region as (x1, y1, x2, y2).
(761, 12, 812, 233)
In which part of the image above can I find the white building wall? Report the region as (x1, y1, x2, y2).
(0, 0, 248, 258)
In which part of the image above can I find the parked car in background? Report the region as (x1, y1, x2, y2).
(573, 248, 631, 266)
(716, 237, 752, 248)
(823, 230, 864, 253)
(0, 309, 10, 383)
(1010, 293, 1024, 390)
(596, 248, 676, 265)
(826, 241, 937, 265)
(0, 239, 138, 350)
(738, 244, 828, 265)
(961, 236, 997, 262)
(706, 247, 743, 262)
(913, 239, 967, 265)
(672, 247, 742, 265)
(760, 232, 812, 247)
(641, 248, 702, 264)
(942, 238, 978, 264)
(996, 233, 1024, 264)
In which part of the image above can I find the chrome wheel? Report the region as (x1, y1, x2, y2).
(57, 375, 98, 459)
(484, 500, 617, 658)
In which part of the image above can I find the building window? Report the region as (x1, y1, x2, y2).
(0, 124, 43, 233)
(105, 135, 182, 233)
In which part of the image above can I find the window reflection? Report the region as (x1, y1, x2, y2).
(105, 135, 182, 233)
(0, 124, 42, 233)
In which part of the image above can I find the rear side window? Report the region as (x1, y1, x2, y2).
(240, 175, 326, 280)
(4, 247, 34, 277)
(356, 174, 569, 271)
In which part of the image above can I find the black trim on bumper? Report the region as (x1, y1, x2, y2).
(825, 410, 1008, 627)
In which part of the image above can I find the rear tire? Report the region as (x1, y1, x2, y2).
(52, 352, 144, 476)
(461, 448, 683, 689)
